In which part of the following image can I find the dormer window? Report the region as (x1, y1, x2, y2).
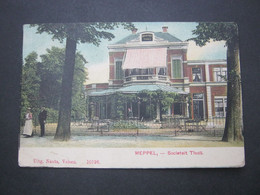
(141, 33, 153, 42)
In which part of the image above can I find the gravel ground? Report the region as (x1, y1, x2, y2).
(19, 124, 243, 148)
(19, 134, 243, 148)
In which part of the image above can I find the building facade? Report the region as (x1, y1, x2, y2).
(86, 27, 227, 121)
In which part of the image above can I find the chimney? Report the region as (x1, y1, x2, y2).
(132, 28, 138, 34)
(162, 26, 168, 33)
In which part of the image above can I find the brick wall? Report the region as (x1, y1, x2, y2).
(112, 80, 124, 85)
(109, 52, 125, 80)
(85, 83, 109, 90)
(187, 65, 206, 82)
(109, 52, 125, 63)
(109, 65, 114, 80)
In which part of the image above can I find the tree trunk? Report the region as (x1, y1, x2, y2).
(222, 40, 244, 142)
(55, 37, 77, 141)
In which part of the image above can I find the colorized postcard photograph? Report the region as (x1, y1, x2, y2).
(18, 22, 244, 168)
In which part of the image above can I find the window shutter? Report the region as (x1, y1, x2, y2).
(116, 61, 123, 79)
(172, 59, 182, 78)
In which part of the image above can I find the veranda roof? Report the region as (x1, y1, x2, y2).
(116, 84, 188, 94)
(122, 48, 167, 69)
(89, 88, 117, 96)
(89, 84, 187, 96)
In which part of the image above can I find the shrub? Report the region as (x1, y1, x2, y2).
(111, 120, 148, 129)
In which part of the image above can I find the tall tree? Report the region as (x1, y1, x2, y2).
(21, 48, 87, 124)
(31, 23, 134, 140)
(38, 47, 87, 113)
(21, 52, 41, 125)
(189, 22, 243, 142)
(39, 47, 64, 109)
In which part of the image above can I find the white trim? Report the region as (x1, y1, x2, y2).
(190, 82, 227, 87)
(214, 96, 227, 117)
(206, 86, 212, 119)
(205, 63, 210, 82)
(213, 67, 227, 82)
(184, 87, 190, 93)
(203, 94, 206, 119)
(188, 60, 226, 66)
(108, 48, 127, 52)
(167, 45, 188, 50)
(214, 96, 227, 99)
(108, 42, 189, 50)
(192, 93, 206, 119)
(187, 63, 206, 65)
(139, 32, 155, 42)
(189, 83, 207, 86)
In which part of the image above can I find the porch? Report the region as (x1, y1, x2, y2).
(87, 84, 189, 122)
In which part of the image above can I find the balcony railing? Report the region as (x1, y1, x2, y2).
(124, 74, 169, 83)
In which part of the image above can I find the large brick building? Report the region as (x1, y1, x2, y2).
(86, 26, 227, 120)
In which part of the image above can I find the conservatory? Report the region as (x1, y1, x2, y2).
(88, 84, 189, 121)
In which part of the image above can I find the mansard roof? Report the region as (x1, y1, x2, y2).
(115, 31, 183, 44)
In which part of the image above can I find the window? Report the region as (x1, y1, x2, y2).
(130, 69, 137, 75)
(148, 68, 154, 75)
(141, 33, 153, 42)
(214, 97, 227, 117)
(171, 59, 182, 79)
(140, 69, 148, 75)
(192, 68, 202, 82)
(115, 61, 123, 79)
(193, 93, 204, 100)
(193, 93, 204, 119)
(213, 67, 227, 82)
(173, 103, 182, 115)
(158, 68, 166, 75)
(124, 69, 130, 77)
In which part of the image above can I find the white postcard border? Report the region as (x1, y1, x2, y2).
(19, 147, 245, 168)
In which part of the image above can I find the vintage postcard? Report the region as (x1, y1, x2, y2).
(19, 22, 244, 168)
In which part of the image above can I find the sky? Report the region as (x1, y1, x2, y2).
(23, 22, 227, 84)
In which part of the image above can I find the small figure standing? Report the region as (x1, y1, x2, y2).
(128, 107, 133, 118)
(38, 107, 47, 137)
(22, 108, 33, 137)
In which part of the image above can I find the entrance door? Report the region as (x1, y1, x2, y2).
(193, 93, 204, 120)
